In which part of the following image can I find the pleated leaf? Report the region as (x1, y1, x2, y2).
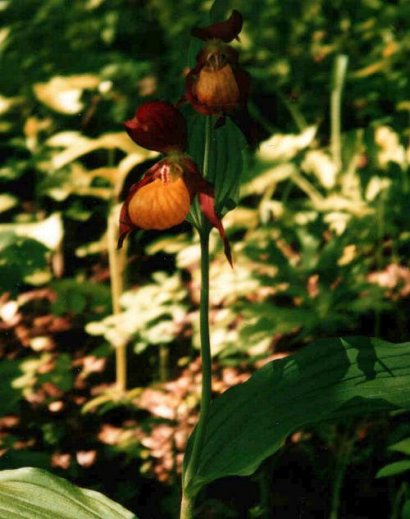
(185, 337, 410, 494)
(187, 114, 246, 215)
(0, 467, 137, 519)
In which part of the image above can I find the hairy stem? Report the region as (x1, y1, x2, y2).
(180, 117, 214, 518)
(180, 230, 211, 518)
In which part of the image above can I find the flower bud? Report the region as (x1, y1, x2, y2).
(185, 11, 249, 116)
(124, 101, 187, 153)
(185, 46, 249, 115)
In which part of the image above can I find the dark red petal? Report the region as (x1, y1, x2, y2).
(191, 10, 243, 43)
(118, 197, 135, 249)
(181, 158, 232, 266)
(199, 190, 232, 266)
(117, 163, 162, 248)
(124, 101, 187, 153)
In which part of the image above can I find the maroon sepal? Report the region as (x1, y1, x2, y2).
(198, 190, 233, 267)
(191, 10, 243, 43)
(182, 158, 233, 266)
(124, 101, 187, 153)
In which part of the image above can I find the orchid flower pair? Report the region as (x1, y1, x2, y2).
(118, 11, 249, 265)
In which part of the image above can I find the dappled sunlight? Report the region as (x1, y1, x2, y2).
(0, 0, 409, 517)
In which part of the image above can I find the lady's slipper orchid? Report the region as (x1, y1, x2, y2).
(124, 101, 187, 153)
(185, 10, 249, 116)
(118, 154, 232, 265)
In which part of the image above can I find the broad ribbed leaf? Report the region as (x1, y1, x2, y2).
(0, 467, 137, 519)
(187, 114, 246, 215)
(185, 337, 410, 494)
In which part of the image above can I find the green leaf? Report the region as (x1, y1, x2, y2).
(210, 0, 232, 23)
(0, 236, 50, 295)
(402, 499, 410, 519)
(376, 460, 410, 479)
(187, 114, 246, 215)
(0, 194, 18, 213)
(0, 467, 137, 519)
(0, 359, 23, 415)
(51, 279, 111, 319)
(185, 337, 410, 494)
(389, 438, 410, 456)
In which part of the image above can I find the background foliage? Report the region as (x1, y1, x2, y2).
(0, 0, 409, 517)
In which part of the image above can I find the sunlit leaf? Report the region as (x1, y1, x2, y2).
(353, 60, 390, 78)
(0, 194, 17, 213)
(376, 460, 410, 479)
(258, 126, 317, 163)
(0, 95, 21, 115)
(388, 439, 410, 456)
(49, 133, 152, 171)
(184, 337, 410, 494)
(0, 213, 63, 251)
(302, 150, 337, 189)
(34, 75, 100, 114)
(0, 467, 137, 518)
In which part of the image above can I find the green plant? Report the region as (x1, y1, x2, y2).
(1, 1, 410, 518)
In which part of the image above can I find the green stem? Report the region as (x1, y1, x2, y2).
(180, 228, 212, 519)
(329, 431, 354, 519)
(107, 207, 127, 393)
(330, 55, 348, 173)
(391, 482, 407, 519)
(180, 117, 214, 518)
(159, 344, 169, 382)
(202, 115, 212, 180)
(180, 493, 195, 519)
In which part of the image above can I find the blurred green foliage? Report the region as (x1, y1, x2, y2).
(0, 0, 409, 517)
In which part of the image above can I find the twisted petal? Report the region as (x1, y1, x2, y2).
(182, 158, 232, 266)
(191, 10, 243, 43)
